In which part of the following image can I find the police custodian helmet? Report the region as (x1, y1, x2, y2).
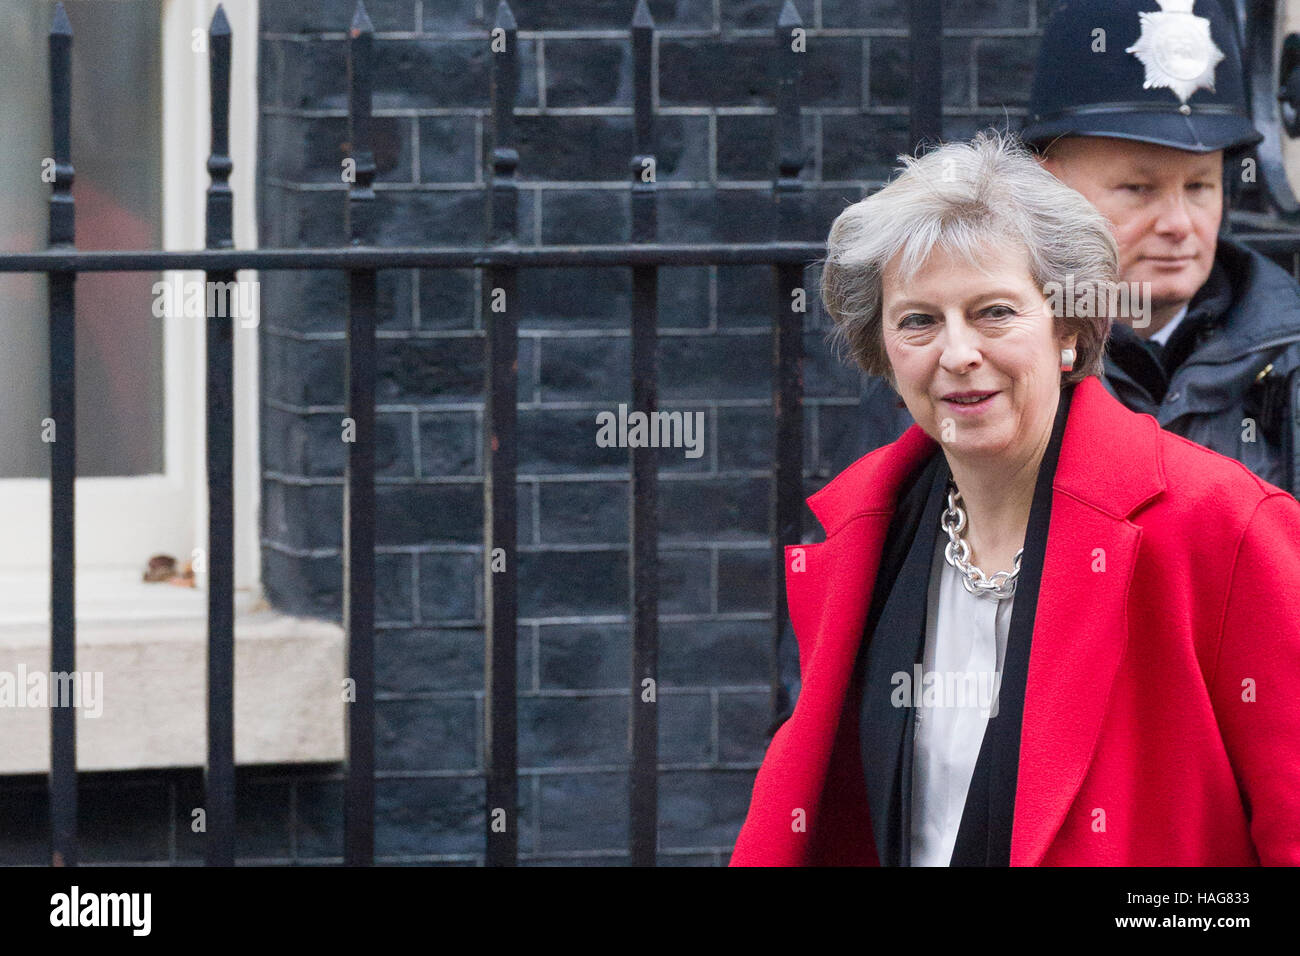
(1021, 0, 1263, 154)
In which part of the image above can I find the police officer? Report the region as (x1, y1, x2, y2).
(768, 0, 1300, 735)
(1022, 0, 1300, 494)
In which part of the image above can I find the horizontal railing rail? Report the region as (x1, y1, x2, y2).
(0, 243, 829, 272)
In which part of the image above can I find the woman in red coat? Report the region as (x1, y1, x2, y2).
(731, 131, 1300, 866)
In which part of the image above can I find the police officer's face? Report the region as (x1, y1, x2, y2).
(881, 241, 1078, 468)
(1041, 137, 1221, 326)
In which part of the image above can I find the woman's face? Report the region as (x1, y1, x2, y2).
(880, 241, 1077, 467)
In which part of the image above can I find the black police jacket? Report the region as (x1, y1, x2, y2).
(1101, 235, 1300, 494)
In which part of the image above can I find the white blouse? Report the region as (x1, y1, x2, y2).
(908, 531, 1015, 866)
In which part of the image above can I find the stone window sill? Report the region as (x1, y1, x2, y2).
(0, 569, 343, 774)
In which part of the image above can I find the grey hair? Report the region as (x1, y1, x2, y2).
(819, 129, 1119, 387)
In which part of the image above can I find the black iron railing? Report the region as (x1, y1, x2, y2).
(7, 0, 1300, 868)
(1, 0, 824, 867)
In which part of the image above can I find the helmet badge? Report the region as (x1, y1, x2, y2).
(1125, 0, 1226, 105)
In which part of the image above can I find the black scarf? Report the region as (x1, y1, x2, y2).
(855, 382, 1075, 866)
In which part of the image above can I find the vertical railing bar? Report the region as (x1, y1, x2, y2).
(343, 0, 377, 866)
(628, 0, 659, 868)
(47, 0, 77, 868)
(204, 3, 236, 867)
(484, 0, 519, 868)
(909, 0, 943, 150)
(771, 1, 806, 727)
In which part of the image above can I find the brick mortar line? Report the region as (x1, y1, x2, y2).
(259, 475, 812, 490)
(386, 615, 774, 629)
(371, 763, 762, 778)
(263, 176, 820, 190)
(376, 688, 770, 700)
(259, 468, 796, 482)
(261, 396, 842, 413)
(260, 28, 1038, 41)
(260, 103, 1019, 120)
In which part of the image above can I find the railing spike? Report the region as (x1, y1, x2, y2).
(777, 0, 802, 28)
(51, 1, 71, 36)
(494, 0, 517, 32)
(632, 0, 654, 29)
(210, 3, 230, 35)
(351, 0, 374, 35)
(203, 0, 236, 870)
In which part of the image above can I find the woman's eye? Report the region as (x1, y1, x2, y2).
(899, 313, 931, 328)
(1120, 183, 1149, 194)
(982, 305, 1015, 319)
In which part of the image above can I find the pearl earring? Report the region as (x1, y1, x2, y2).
(1060, 347, 1075, 372)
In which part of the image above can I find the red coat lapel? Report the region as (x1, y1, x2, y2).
(1012, 377, 1163, 864)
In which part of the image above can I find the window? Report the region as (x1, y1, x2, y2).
(0, 2, 343, 775)
(0, 0, 259, 594)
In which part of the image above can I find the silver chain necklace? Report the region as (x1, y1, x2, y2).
(940, 481, 1022, 600)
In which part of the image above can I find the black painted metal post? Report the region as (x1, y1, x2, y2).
(484, 0, 520, 868)
(204, 4, 237, 867)
(344, 0, 377, 866)
(628, 0, 659, 868)
(47, 0, 77, 869)
(1244, 0, 1300, 216)
(770, 1, 807, 726)
(909, 0, 943, 151)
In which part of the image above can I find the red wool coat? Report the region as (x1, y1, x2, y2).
(731, 375, 1300, 866)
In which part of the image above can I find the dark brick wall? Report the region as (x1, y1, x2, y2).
(0, 767, 343, 865)
(0, 0, 1054, 866)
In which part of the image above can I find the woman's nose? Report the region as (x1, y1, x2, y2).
(938, 316, 981, 369)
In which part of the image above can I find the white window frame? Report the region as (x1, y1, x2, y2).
(0, 0, 342, 775)
(0, 0, 260, 612)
